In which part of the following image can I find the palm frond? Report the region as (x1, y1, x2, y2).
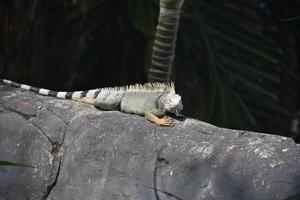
(175, 0, 299, 134)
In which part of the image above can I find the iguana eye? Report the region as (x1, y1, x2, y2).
(168, 94, 181, 107)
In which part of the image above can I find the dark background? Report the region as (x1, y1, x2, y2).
(0, 0, 299, 141)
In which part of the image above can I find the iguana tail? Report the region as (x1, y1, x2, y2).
(0, 78, 101, 100)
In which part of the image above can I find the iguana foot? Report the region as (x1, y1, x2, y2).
(157, 116, 174, 126)
(145, 112, 174, 126)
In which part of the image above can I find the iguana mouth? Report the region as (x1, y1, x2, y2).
(175, 111, 181, 116)
(175, 109, 183, 117)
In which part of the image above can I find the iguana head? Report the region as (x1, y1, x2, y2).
(164, 91, 183, 116)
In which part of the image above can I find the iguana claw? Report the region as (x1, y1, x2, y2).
(157, 116, 174, 126)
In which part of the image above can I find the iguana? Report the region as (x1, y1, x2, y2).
(0, 79, 183, 126)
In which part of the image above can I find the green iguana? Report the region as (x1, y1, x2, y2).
(0, 79, 183, 126)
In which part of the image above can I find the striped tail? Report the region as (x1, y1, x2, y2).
(0, 78, 101, 100)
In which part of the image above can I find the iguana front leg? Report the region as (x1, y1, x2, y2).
(145, 112, 173, 126)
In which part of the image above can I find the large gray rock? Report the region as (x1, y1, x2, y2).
(0, 83, 299, 200)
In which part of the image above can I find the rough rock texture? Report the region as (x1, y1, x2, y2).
(0, 83, 300, 200)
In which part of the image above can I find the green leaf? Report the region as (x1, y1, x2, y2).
(0, 160, 35, 168)
(161, 0, 178, 9)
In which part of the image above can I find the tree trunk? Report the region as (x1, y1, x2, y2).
(147, 0, 184, 82)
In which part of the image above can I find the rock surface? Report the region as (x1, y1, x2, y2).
(0, 83, 300, 200)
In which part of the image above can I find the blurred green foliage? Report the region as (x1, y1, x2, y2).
(284, 194, 300, 200)
(175, 0, 299, 136)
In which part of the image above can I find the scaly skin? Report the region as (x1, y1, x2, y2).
(0, 79, 183, 126)
(76, 88, 183, 127)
